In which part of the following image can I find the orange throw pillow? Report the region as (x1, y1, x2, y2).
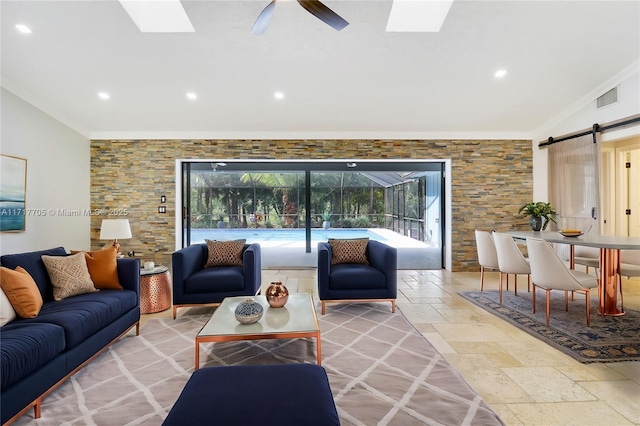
(71, 247, 122, 290)
(0, 266, 43, 318)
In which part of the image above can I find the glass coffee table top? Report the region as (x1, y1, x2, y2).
(195, 293, 321, 368)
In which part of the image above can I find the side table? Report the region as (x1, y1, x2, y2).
(140, 265, 172, 314)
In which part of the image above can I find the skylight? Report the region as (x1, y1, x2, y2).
(386, 0, 454, 32)
(15, 24, 32, 34)
(119, 0, 194, 33)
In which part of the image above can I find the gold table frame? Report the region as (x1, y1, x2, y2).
(195, 294, 321, 370)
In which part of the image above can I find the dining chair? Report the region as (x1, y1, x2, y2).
(493, 232, 531, 304)
(574, 246, 600, 274)
(474, 230, 499, 291)
(526, 237, 599, 326)
(617, 250, 640, 313)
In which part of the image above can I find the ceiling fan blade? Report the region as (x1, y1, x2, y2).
(251, 0, 277, 35)
(297, 0, 349, 31)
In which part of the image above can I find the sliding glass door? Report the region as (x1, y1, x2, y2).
(180, 161, 444, 269)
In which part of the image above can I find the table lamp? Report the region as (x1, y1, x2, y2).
(99, 219, 132, 253)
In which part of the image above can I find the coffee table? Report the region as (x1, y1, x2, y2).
(195, 293, 321, 370)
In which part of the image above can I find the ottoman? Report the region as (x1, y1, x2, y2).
(162, 364, 340, 426)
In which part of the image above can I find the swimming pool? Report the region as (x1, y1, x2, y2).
(190, 228, 390, 244)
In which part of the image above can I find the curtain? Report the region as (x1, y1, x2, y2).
(548, 133, 601, 259)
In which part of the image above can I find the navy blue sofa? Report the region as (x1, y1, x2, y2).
(172, 243, 261, 319)
(317, 240, 397, 314)
(0, 247, 140, 425)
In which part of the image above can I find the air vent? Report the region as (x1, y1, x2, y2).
(597, 87, 618, 108)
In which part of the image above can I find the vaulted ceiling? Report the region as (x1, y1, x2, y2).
(1, 1, 638, 139)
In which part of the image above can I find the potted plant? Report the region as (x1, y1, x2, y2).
(216, 214, 226, 229)
(518, 202, 557, 231)
(321, 211, 332, 229)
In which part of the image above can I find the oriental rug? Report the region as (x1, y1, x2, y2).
(459, 290, 640, 363)
(14, 303, 503, 426)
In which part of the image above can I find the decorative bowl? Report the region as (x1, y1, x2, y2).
(559, 231, 583, 237)
(234, 298, 264, 324)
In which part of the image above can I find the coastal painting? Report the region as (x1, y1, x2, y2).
(0, 155, 27, 232)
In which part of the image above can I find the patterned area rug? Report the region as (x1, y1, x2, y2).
(460, 290, 640, 363)
(14, 303, 503, 426)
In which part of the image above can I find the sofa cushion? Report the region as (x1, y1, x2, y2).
(0, 287, 17, 326)
(205, 239, 246, 267)
(329, 238, 369, 265)
(185, 267, 245, 293)
(329, 264, 387, 290)
(71, 247, 122, 290)
(0, 266, 43, 318)
(1, 247, 67, 301)
(42, 252, 98, 301)
(0, 322, 66, 390)
(18, 290, 138, 349)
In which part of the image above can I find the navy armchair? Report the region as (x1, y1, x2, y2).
(172, 243, 261, 319)
(317, 240, 397, 314)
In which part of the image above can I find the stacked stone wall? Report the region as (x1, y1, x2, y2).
(90, 139, 533, 270)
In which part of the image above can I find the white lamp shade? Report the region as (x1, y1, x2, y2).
(100, 219, 132, 240)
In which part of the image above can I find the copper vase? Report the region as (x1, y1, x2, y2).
(265, 282, 289, 308)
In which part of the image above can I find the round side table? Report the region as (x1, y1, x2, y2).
(140, 265, 172, 314)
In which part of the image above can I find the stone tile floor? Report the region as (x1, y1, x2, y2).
(143, 269, 640, 425)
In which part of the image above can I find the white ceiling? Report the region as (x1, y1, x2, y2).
(1, 0, 639, 140)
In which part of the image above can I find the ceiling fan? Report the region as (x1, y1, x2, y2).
(251, 0, 349, 35)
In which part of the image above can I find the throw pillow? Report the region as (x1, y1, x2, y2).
(71, 247, 122, 290)
(0, 266, 43, 318)
(0, 286, 17, 326)
(329, 238, 370, 265)
(205, 239, 246, 267)
(41, 252, 98, 301)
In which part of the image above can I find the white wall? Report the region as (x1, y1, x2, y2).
(531, 66, 640, 201)
(0, 88, 91, 255)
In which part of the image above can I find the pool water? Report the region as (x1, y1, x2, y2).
(190, 228, 390, 244)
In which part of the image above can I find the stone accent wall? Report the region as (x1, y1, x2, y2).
(90, 139, 533, 271)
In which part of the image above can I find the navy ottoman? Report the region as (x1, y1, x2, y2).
(163, 364, 340, 426)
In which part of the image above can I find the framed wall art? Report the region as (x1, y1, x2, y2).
(1, 154, 27, 232)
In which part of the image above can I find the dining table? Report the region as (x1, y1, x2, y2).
(509, 230, 640, 316)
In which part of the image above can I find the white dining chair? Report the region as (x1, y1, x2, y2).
(574, 246, 600, 274)
(474, 230, 499, 291)
(526, 237, 599, 326)
(617, 250, 640, 313)
(493, 232, 531, 304)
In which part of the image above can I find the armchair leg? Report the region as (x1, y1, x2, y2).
(321, 301, 326, 315)
(391, 299, 396, 313)
(173, 305, 177, 320)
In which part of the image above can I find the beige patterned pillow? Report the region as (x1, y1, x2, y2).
(329, 238, 369, 265)
(205, 239, 246, 267)
(41, 252, 98, 300)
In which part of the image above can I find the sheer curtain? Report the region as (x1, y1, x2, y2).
(548, 133, 601, 234)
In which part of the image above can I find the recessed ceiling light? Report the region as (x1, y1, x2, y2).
(494, 69, 507, 78)
(186, 92, 197, 100)
(119, 0, 194, 33)
(386, 0, 454, 32)
(98, 92, 110, 100)
(15, 24, 32, 34)
(274, 92, 284, 100)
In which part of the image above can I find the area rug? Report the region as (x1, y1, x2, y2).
(459, 290, 640, 363)
(14, 303, 503, 426)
